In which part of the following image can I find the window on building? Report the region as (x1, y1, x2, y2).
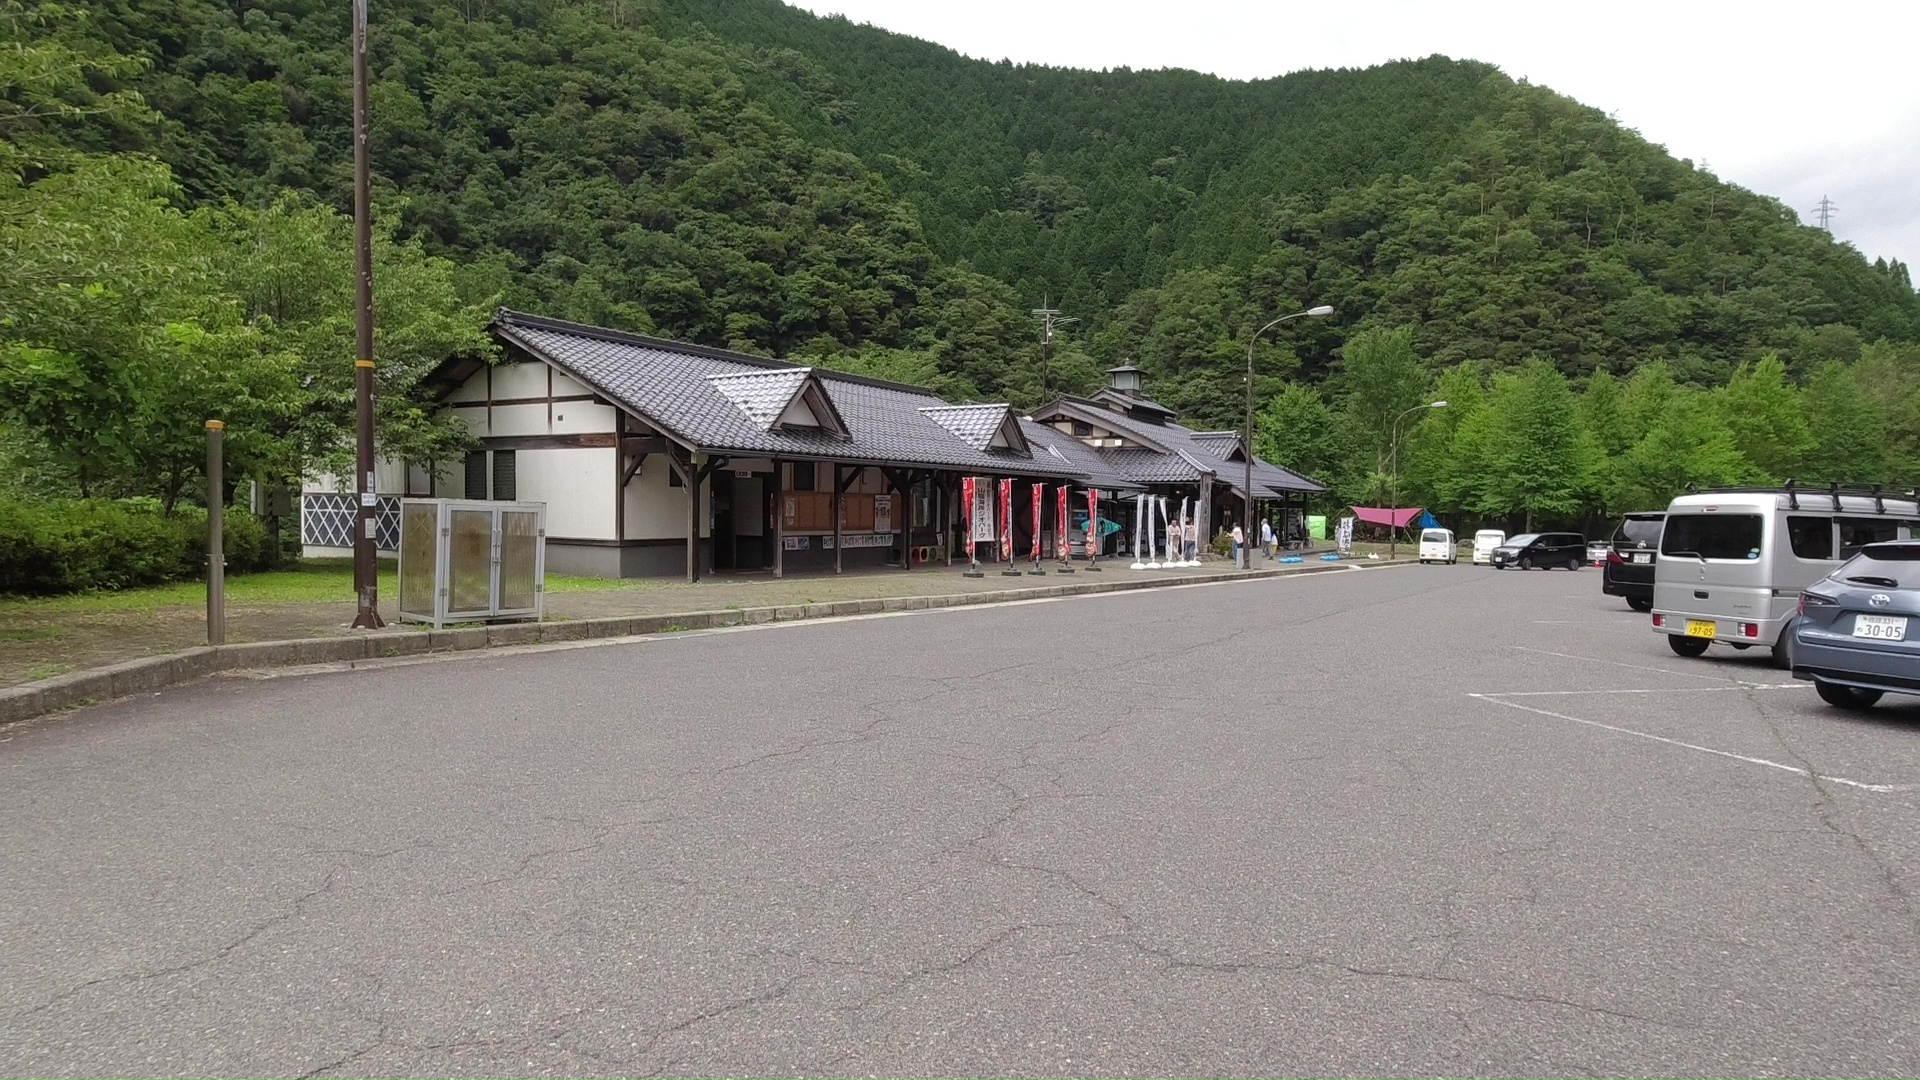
(464, 451, 487, 500)
(1838, 517, 1898, 559)
(792, 461, 816, 491)
(1072, 420, 1092, 436)
(490, 450, 516, 501)
(1786, 516, 1834, 560)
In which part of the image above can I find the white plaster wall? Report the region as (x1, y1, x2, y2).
(624, 458, 708, 540)
(553, 402, 615, 435)
(517, 447, 616, 540)
(488, 403, 549, 438)
(490, 362, 549, 399)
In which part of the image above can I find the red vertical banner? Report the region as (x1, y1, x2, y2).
(1030, 483, 1043, 562)
(1087, 488, 1099, 555)
(960, 476, 975, 564)
(1056, 484, 1069, 558)
(998, 478, 1013, 562)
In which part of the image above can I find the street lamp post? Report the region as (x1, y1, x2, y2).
(1388, 400, 1447, 561)
(1243, 305, 1333, 567)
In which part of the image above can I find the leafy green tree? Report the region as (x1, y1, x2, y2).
(1799, 362, 1888, 485)
(1609, 392, 1756, 512)
(1713, 353, 1810, 482)
(1466, 360, 1595, 529)
(1329, 326, 1430, 476)
(1254, 382, 1354, 496)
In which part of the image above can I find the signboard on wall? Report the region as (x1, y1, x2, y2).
(873, 494, 893, 534)
(824, 533, 892, 550)
(783, 536, 810, 551)
(971, 481, 995, 542)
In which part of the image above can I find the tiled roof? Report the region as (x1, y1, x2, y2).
(706, 368, 813, 431)
(1020, 421, 1142, 491)
(491, 311, 1079, 479)
(920, 404, 1018, 451)
(1036, 397, 1325, 494)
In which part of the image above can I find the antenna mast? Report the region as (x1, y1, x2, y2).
(1030, 303, 1077, 400)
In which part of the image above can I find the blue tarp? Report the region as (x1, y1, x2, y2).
(1415, 510, 1440, 530)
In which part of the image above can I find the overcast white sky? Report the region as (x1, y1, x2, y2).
(791, 0, 1920, 268)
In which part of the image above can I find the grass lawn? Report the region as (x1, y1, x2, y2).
(0, 559, 653, 616)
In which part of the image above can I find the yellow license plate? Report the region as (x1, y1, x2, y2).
(1685, 619, 1717, 638)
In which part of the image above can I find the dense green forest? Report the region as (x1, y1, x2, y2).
(4, 0, 1920, 576)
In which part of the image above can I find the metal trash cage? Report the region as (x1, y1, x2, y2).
(397, 499, 546, 628)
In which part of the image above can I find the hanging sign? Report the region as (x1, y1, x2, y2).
(1030, 484, 1043, 562)
(970, 478, 995, 542)
(998, 479, 1014, 562)
(1056, 485, 1069, 557)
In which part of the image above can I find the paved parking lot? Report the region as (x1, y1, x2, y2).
(2, 562, 1916, 1077)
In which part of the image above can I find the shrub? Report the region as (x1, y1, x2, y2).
(0, 496, 273, 595)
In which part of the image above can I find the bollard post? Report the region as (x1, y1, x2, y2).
(206, 420, 226, 646)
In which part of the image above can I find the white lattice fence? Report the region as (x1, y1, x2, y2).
(301, 493, 401, 552)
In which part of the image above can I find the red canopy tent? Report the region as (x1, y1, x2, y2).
(1349, 506, 1424, 529)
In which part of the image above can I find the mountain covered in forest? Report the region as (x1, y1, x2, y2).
(64, 0, 1915, 409)
(7, 0, 1920, 534)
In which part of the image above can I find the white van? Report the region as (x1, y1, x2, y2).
(1653, 487, 1919, 664)
(1472, 530, 1505, 565)
(1418, 528, 1457, 564)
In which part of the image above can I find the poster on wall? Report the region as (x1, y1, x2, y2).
(1337, 515, 1355, 553)
(873, 494, 893, 534)
(970, 479, 995, 542)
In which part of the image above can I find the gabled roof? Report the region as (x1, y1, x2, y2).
(484, 310, 1080, 479)
(920, 404, 1029, 453)
(1090, 387, 1178, 422)
(1020, 420, 1142, 492)
(1033, 395, 1325, 494)
(706, 368, 849, 437)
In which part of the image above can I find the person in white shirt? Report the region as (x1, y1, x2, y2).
(1230, 522, 1245, 565)
(1260, 518, 1275, 558)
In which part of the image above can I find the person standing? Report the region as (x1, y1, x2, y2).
(1230, 521, 1245, 566)
(1184, 518, 1197, 561)
(1260, 518, 1275, 558)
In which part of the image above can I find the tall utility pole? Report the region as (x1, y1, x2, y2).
(350, 0, 384, 628)
(1029, 304, 1076, 401)
(1813, 195, 1838, 232)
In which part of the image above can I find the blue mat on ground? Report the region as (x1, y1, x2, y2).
(1318, 553, 1343, 561)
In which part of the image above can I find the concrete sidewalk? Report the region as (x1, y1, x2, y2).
(0, 556, 1397, 724)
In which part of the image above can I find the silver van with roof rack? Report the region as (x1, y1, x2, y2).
(1652, 485, 1920, 664)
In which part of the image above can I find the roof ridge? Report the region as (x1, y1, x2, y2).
(494, 308, 950, 398)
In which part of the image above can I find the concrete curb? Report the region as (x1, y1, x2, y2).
(0, 558, 1406, 725)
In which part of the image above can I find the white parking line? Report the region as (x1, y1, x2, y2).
(1488, 684, 1807, 697)
(1468, 693, 1913, 793)
(1508, 645, 1772, 686)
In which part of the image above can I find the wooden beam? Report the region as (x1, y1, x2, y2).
(771, 459, 783, 579)
(479, 433, 617, 450)
(621, 452, 646, 488)
(837, 466, 862, 495)
(833, 463, 843, 575)
(619, 435, 670, 455)
(666, 454, 698, 584)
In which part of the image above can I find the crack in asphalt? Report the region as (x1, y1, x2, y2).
(24, 865, 348, 1017)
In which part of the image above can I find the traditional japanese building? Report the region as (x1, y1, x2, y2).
(298, 311, 1321, 578)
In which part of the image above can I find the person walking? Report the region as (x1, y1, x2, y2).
(1230, 521, 1245, 566)
(1184, 519, 1197, 562)
(1260, 518, 1275, 559)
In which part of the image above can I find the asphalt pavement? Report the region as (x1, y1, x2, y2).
(3, 562, 1917, 1078)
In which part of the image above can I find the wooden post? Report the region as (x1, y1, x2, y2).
(939, 476, 950, 566)
(771, 459, 784, 579)
(205, 421, 226, 645)
(832, 463, 844, 574)
(685, 461, 699, 584)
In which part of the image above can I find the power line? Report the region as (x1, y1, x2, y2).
(1813, 195, 1838, 232)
